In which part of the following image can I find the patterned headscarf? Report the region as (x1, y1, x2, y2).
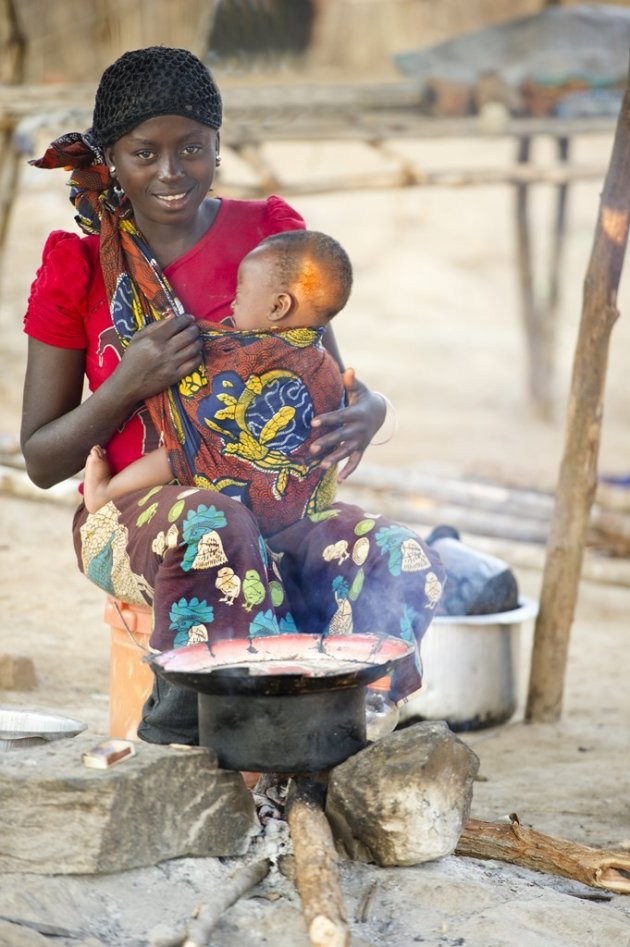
(31, 131, 186, 337)
(31, 131, 206, 466)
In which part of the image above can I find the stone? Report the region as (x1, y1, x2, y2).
(0, 919, 49, 945)
(326, 721, 479, 867)
(0, 653, 37, 690)
(0, 732, 257, 874)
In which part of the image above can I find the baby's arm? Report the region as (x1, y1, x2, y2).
(83, 446, 172, 513)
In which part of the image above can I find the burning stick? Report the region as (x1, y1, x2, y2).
(286, 775, 350, 947)
(457, 815, 630, 894)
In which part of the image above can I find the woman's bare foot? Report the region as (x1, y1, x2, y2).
(83, 445, 114, 513)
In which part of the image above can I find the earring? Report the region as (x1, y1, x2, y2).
(109, 165, 116, 176)
(215, 154, 222, 167)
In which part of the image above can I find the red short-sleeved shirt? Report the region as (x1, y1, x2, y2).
(23, 196, 305, 473)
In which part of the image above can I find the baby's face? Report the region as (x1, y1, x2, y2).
(230, 250, 277, 330)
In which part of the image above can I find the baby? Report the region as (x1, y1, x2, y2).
(83, 229, 354, 536)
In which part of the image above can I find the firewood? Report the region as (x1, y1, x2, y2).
(456, 815, 630, 894)
(182, 857, 271, 947)
(287, 776, 350, 947)
(341, 465, 630, 557)
(149, 857, 271, 947)
(346, 463, 555, 518)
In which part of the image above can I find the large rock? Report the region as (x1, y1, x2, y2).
(0, 733, 257, 874)
(326, 721, 479, 867)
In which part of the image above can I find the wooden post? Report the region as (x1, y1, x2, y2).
(514, 137, 544, 413)
(514, 134, 570, 421)
(548, 136, 570, 319)
(525, 62, 630, 722)
(0, 0, 24, 274)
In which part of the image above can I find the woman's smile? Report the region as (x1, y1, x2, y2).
(153, 186, 196, 209)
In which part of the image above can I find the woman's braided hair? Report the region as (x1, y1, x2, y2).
(91, 46, 222, 148)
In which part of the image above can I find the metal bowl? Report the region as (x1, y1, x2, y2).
(0, 708, 87, 752)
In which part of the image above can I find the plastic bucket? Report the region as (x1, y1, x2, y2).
(104, 597, 154, 740)
(399, 598, 538, 731)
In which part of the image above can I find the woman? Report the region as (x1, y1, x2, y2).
(21, 46, 444, 745)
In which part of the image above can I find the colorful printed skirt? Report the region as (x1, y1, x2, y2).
(73, 485, 444, 742)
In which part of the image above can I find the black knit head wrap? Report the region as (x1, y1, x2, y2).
(91, 45, 222, 148)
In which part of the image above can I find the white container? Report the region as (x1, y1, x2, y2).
(399, 598, 538, 731)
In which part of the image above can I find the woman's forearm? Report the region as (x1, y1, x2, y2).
(22, 384, 140, 488)
(22, 317, 203, 488)
(21, 343, 141, 488)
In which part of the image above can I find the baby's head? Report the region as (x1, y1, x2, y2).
(230, 230, 353, 331)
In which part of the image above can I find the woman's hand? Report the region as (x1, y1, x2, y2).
(310, 367, 387, 481)
(116, 313, 203, 402)
(118, 313, 203, 399)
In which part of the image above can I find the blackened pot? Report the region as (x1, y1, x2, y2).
(198, 685, 367, 772)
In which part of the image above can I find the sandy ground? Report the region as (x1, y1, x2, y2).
(1, 127, 630, 946)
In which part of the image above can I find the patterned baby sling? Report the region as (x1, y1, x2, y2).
(32, 132, 343, 535)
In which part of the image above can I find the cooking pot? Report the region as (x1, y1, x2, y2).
(398, 597, 539, 731)
(149, 633, 413, 772)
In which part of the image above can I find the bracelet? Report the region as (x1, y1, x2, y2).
(371, 391, 398, 446)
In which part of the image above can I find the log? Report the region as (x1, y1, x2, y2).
(342, 464, 630, 554)
(338, 486, 630, 585)
(456, 816, 630, 895)
(346, 463, 555, 519)
(526, 55, 630, 722)
(183, 858, 271, 947)
(5, 447, 630, 563)
(149, 858, 271, 947)
(286, 776, 350, 947)
(339, 483, 551, 543)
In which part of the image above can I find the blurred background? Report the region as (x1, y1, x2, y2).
(2, 0, 629, 82)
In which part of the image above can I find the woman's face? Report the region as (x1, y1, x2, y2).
(105, 114, 219, 233)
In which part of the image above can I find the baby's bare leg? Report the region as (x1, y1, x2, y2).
(83, 445, 115, 513)
(83, 446, 172, 514)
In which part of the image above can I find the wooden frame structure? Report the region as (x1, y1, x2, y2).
(0, 78, 613, 417)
